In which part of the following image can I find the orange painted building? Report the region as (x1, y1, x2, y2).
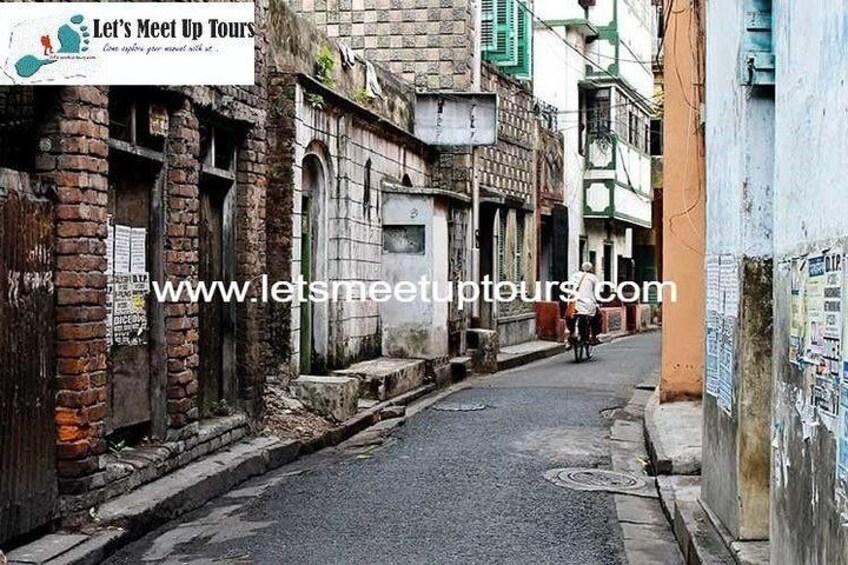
(659, 0, 706, 402)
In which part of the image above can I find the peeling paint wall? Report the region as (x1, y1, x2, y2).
(703, 0, 773, 541)
(771, 1, 848, 562)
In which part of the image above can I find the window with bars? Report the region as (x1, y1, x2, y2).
(481, 0, 533, 81)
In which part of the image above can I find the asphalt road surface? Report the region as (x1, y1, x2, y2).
(105, 333, 661, 565)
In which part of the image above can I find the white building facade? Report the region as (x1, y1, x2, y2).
(533, 0, 655, 284)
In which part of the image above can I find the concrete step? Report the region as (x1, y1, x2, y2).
(449, 356, 473, 381)
(289, 375, 360, 422)
(333, 358, 425, 401)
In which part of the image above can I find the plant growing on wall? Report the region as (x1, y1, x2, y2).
(315, 45, 336, 87)
(354, 87, 373, 106)
(306, 92, 325, 110)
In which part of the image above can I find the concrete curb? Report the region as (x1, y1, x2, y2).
(496, 342, 568, 372)
(643, 392, 673, 475)
(10, 383, 437, 565)
(643, 395, 766, 565)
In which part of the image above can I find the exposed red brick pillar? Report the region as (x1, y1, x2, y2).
(236, 124, 268, 414)
(265, 74, 297, 382)
(164, 99, 200, 429)
(37, 87, 110, 494)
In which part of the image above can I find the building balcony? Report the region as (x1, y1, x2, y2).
(583, 180, 653, 229)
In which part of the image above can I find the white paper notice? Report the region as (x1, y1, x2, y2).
(721, 255, 740, 318)
(113, 225, 131, 273)
(130, 227, 147, 274)
(105, 217, 114, 276)
(706, 255, 720, 313)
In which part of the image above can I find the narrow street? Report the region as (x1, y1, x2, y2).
(106, 334, 662, 565)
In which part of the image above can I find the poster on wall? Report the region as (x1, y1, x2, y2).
(838, 362, 848, 486)
(112, 273, 149, 346)
(718, 317, 736, 416)
(706, 311, 720, 398)
(706, 255, 720, 314)
(106, 223, 149, 347)
(805, 254, 826, 363)
(720, 255, 740, 318)
(789, 257, 806, 366)
(814, 247, 844, 427)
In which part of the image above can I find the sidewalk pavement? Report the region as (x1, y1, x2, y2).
(643, 392, 769, 565)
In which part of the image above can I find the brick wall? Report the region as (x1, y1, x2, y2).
(164, 99, 201, 431)
(37, 87, 111, 495)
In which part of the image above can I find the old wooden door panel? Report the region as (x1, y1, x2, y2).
(0, 172, 57, 544)
(107, 154, 155, 432)
(198, 183, 224, 416)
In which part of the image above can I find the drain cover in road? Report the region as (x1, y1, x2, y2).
(432, 402, 487, 412)
(544, 468, 647, 494)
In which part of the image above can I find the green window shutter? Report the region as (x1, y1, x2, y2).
(481, 0, 498, 52)
(484, 0, 518, 66)
(503, 1, 532, 80)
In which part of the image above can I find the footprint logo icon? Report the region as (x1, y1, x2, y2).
(57, 15, 90, 54)
(13, 14, 91, 78)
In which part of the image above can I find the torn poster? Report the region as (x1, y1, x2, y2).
(805, 254, 826, 363)
(796, 383, 818, 442)
(719, 316, 736, 416)
(815, 247, 843, 427)
(720, 255, 740, 318)
(789, 257, 806, 366)
(111, 273, 149, 346)
(706, 255, 720, 314)
(706, 310, 720, 398)
(838, 361, 848, 486)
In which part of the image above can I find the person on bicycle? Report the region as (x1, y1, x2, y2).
(567, 261, 603, 346)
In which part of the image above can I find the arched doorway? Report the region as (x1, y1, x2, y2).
(300, 150, 329, 374)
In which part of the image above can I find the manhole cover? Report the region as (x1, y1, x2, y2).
(544, 467, 647, 493)
(432, 402, 487, 412)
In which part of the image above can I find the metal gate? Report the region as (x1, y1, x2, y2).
(0, 171, 57, 545)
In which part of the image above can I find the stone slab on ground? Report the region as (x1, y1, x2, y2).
(333, 358, 425, 401)
(673, 484, 736, 565)
(496, 340, 567, 371)
(644, 391, 702, 475)
(612, 378, 685, 565)
(289, 375, 360, 422)
(6, 534, 89, 564)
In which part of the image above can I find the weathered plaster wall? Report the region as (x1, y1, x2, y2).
(771, 2, 848, 562)
(702, 0, 773, 541)
(381, 194, 449, 359)
(289, 83, 435, 373)
(659, 0, 705, 402)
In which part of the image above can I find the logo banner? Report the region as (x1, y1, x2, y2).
(0, 2, 255, 85)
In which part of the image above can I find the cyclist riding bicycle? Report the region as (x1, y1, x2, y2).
(566, 261, 603, 347)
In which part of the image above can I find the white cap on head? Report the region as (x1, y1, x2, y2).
(581, 261, 594, 272)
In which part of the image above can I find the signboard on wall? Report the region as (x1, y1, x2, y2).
(414, 93, 498, 146)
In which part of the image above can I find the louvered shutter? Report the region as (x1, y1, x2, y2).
(502, 1, 532, 80)
(481, 0, 499, 52)
(486, 0, 518, 65)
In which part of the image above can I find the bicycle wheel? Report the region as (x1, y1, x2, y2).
(574, 340, 584, 363)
